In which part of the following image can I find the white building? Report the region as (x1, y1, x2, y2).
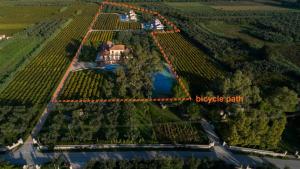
(154, 19, 164, 30)
(96, 41, 127, 66)
(0, 35, 6, 40)
(0, 34, 12, 40)
(129, 10, 137, 21)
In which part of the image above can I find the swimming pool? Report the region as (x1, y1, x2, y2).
(152, 64, 176, 97)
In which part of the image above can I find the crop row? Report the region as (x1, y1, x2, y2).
(59, 70, 105, 100)
(93, 14, 141, 30)
(154, 122, 206, 144)
(0, 6, 98, 105)
(155, 33, 224, 89)
(118, 22, 141, 30)
(88, 31, 115, 43)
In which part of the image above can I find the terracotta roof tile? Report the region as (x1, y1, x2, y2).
(110, 45, 125, 51)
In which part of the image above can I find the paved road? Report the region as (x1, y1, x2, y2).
(3, 144, 300, 169)
(30, 104, 53, 138)
(200, 118, 241, 166)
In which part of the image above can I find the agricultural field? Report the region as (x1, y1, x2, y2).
(93, 14, 141, 30)
(0, 5, 61, 35)
(156, 33, 224, 94)
(0, 4, 90, 87)
(210, 2, 293, 11)
(154, 122, 206, 144)
(0, 11, 96, 105)
(164, 1, 293, 12)
(200, 21, 267, 48)
(88, 31, 115, 43)
(262, 44, 300, 73)
(164, 2, 214, 13)
(93, 14, 119, 30)
(278, 44, 300, 68)
(59, 70, 108, 100)
(0, 4, 98, 145)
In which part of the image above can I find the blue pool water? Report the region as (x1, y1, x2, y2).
(120, 14, 129, 22)
(103, 64, 120, 71)
(152, 65, 176, 97)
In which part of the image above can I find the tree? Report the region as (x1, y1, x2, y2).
(185, 157, 200, 169)
(115, 67, 127, 97)
(268, 87, 298, 113)
(222, 71, 261, 107)
(101, 77, 114, 98)
(186, 102, 201, 120)
(261, 45, 279, 61)
(42, 155, 70, 169)
(222, 101, 287, 149)
(219, 71, 289, 149)
(173, 83, 186, 98)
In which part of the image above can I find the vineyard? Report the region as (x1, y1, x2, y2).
(118, 21, 141, 30)
(88, 31, 115, 43)
(154, 122, 207, 144)
(0, 7, 97, 105)
(0, 5, 98, 144)
(93, 14, 141, 30)
(59, 70, 107, 100)
(155, 33, 224, 92)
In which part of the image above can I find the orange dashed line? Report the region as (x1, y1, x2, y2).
(57, 97, 191, 103)
(53, 2, 191, 104)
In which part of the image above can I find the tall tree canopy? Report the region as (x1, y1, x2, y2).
(267, 87, 298, 113)
(220, 71, 298, 149)
(222, 70, 261, 106)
